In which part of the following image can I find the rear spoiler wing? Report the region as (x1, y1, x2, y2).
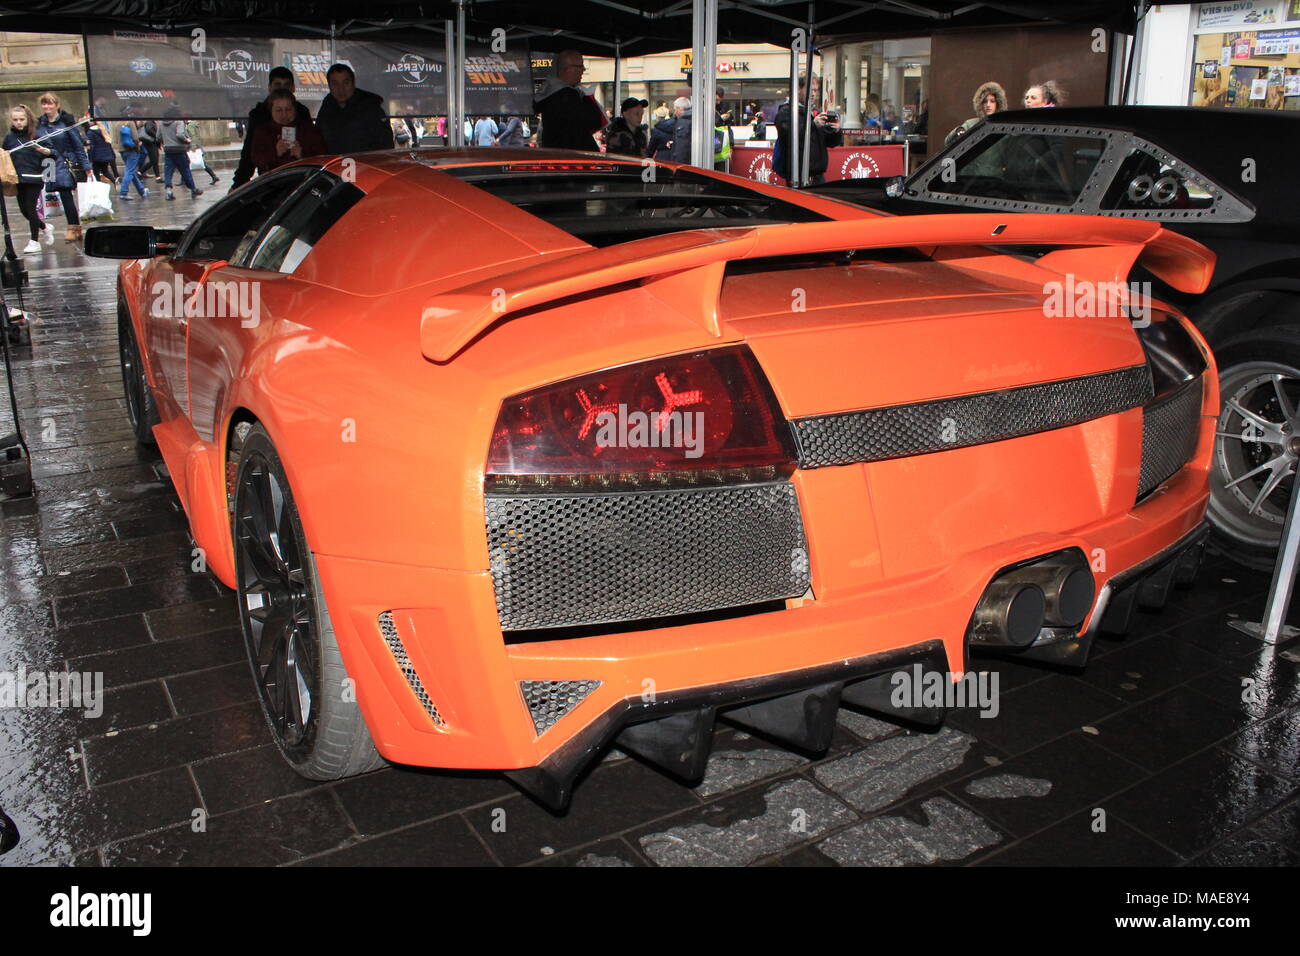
(420, 212, 1215, 363)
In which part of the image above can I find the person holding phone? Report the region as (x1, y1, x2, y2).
(251, 89, 326, 175)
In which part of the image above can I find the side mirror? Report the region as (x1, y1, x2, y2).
(83, 225, 183, 259)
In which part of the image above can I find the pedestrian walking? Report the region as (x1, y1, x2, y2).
(35, 92, 91, 242)
(115, 110, 149, 201)
(4, 104, 57, 252)
(159, 103, 203, 200)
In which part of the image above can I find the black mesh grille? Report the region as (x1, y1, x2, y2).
(792, 365, 1154, 468)
(520, 680, 602, 735)
(486, 481, 810, 630)
(378, 611, 444, 726)
(1138, 377, 1203, 500)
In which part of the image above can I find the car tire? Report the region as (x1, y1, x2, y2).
(118, 310, 157, 446)
(1207, 327, 1300, 570)
(233, 423, 385, 780)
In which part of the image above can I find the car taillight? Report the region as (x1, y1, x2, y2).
(486, 346, 796, 492)
(503, 162, 619, 172)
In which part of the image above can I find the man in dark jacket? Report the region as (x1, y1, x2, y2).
(647, 111, 675, 162)
(774, 74, 841, 185)
(534, 49, 604, 151)
(669, 97, 693, 166)
(315, 63, 394, 154)
(603, 97, 648, 158)
(231, 66, 311, 189)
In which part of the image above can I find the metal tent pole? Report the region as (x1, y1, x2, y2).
(1230, 452, 1300, 648)
(455, 0, 467, 146)
(1123, 0, 1148, 105)
(801, 8, 816, 187)
(690, 0, 718, 170)
(445, 18, 460, 146)
(613, 39, 622, 115)
(787, 36, 800, 186)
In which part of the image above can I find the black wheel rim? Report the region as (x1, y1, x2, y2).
(120, 329, 142, 430)
(234, 454, 317, 750)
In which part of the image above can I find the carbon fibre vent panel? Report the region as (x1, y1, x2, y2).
(1137, 377, 1203, 500)
(521, 680, 602, 735)
(378, 611, 444, 726)
(791, 365, 1154, 468)
(486, 481, 810, 630)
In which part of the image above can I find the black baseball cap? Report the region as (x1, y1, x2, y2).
(621, 97, 649, 112)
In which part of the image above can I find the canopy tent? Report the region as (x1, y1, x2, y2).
(0, 0, 1164, 178)
(0, 1, 1144, 56)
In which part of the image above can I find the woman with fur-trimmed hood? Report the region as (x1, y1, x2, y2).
(944, 81, 1006, 146)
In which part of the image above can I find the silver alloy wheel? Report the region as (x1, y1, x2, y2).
(1209, 361, 1300, 552)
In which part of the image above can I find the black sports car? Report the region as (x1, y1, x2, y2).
(817, 106, 1300, 570)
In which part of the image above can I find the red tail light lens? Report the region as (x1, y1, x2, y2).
(487, 346, 796, 490)
(503, 163, 619, 173)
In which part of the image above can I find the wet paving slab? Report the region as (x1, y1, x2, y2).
(1, 195, 1298, 866)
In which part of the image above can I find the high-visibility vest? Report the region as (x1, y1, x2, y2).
(713, 126, 732, 162)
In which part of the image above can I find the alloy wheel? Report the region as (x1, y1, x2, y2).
(234, 455, 318, 750)
(120, 327, 142, 430)
(1209, 361, 1300, 553)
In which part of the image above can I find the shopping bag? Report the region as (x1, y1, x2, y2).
(43, 192, 62, 219)
(188, 148, 205, 170)
(0, 148, 17, 196)
(77, 179, 114, 220)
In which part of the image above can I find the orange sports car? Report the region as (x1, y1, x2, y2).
(86, 149, 1217, 808)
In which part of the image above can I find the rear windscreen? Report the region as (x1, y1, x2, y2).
(443, 165, 831, 246)
(922, 133, 1106, 206)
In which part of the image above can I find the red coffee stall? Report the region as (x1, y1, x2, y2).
(730, 141, 908, 187)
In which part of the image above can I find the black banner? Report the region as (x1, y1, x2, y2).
(463, 45, 535, 116)
(85, 30, 541, 120)
(85, 30, 462, 120)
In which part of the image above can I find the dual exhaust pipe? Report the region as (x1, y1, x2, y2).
(969, 551, 1095, 649)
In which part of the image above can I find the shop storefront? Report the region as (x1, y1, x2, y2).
(584, 43, 812, 123)
(1188, 1, 1300, 109)
(820, 38, 931, 133)
(1137, 2, 1300, 109)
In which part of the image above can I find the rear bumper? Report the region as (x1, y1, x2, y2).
(312, 448, 1210, 783)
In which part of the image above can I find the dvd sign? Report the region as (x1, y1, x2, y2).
(386, 53, 443, 85)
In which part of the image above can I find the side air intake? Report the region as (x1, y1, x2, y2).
(378, 611, 444, 727)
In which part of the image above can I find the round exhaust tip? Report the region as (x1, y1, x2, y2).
(971, 581, 1046, 648)
(1056, 567, 1095, 627)
(1004, 584, 1047, 647)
